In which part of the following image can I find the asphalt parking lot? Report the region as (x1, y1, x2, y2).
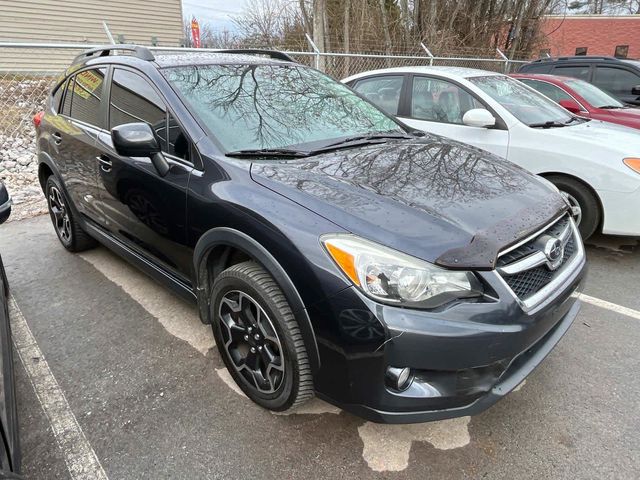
(2, 214, 639, 479)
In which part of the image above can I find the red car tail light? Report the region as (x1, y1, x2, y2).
(33, 111, 44, 128)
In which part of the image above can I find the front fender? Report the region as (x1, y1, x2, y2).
(193, 227, 321, 373)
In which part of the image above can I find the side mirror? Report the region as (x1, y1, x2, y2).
(111, 122, 169, 177)
(559, 98, 582, 114)
(462, 108, 496, 128)
(111, 122, 160, 157)
(632, 85, 640, 96)
(0, 181, 11, 225)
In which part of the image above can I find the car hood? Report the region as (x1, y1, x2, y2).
(593, 107, 640, 127)
(541, 119, 640, 154)
(250, 136, 566, 269)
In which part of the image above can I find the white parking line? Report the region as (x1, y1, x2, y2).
(9, 296, 109, 480)
(580, 294, 640, 320)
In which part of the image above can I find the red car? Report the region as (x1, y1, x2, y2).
(511, 73, 640, 130)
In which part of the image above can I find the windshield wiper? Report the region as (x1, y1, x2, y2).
(564, 116, 583, 125)
(319, 132, 414, 150)
(599, 105, 623, 109)
(528, 120, 567, 128)
(225, 148, 310, 158)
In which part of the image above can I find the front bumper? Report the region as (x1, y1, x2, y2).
(309, 250, 586, 423)
(599, 185, 640, 236)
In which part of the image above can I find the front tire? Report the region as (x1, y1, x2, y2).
(547, 175, 600, 240)
(45, 176, 97, 252)
(210, 261, 314, 412)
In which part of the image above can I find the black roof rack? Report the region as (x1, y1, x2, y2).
(532, 55, 619, 63)
(211, 49, 295, 63)
(73, 44, 155, 64)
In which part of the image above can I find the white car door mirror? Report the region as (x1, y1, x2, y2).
(462, 108, 496, 128)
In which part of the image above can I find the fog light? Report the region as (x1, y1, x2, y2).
(386, 366, 413, 391)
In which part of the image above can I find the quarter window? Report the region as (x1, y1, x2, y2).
(352, 75, 404, 115)
(61, 78, 72, 116)
(410, 76, 483, 124)
(67, 68, 106, 126)
(53, 81, 66, 113)
(593, 66, 640, 97)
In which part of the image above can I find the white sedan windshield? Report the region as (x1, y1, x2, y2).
(470, 75, 574, 126)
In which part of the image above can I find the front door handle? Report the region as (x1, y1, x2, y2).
(52, 132, 62, 145)
(97, 155, 113, 173)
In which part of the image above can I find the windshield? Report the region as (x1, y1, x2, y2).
(564, 78, 624, 108)
(162, 63, 403, 152)
(469, 75, 574, 126)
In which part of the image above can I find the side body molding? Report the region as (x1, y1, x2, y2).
(193, 227, 321, 373)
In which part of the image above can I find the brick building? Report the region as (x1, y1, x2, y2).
(539, 14, 640, 59)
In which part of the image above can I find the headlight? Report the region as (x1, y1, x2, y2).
(623, 158, 640, 174)
(322, 234, 483, 308)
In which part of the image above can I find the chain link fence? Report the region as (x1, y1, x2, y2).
(0, 42, 526, 218)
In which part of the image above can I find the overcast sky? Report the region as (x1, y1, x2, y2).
(182, 0, 248, 31)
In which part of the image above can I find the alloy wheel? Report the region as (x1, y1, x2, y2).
(218, 290, 285, 394)
(48, 185, 71, 243)
(561, 191, 582, 226)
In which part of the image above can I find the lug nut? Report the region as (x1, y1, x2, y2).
(247, 326, 252, 333)
(244, 335, 249, 341)
(254, 334, 260, 340)
(258, 346, 263, 351)
(250, 347, 256, 353)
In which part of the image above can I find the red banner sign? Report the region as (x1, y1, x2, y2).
(191, 18, 201, 48)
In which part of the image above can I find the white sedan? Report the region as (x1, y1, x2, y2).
(343, 67, 640, 239)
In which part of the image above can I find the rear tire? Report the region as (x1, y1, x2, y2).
(547, 175, 600, 240)
(45, 176, 97, 252)
(210, 261, 314, 412)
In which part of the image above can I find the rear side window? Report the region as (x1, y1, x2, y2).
(109, 69, 190, 162)
(68, 68, 107, 126)
(552, 65, 591, 81)
(352, 75, 404, 115)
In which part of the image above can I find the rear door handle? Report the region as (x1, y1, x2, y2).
(97, 155, 113, 173)
(52, 132, 62, 145)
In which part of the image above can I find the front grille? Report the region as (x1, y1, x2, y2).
(497, 214, 578, 301)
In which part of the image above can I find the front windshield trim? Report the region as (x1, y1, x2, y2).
(161, 62, 408, 155)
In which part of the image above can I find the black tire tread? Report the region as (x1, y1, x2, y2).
(547, 174, 600, 240)
(216, 261, 314, 411)
(46, 176, 97, 252)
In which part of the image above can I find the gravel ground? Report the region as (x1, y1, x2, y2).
(1, 166, 47, 223)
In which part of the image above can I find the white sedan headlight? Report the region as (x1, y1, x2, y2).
(322, 234, 483, 308)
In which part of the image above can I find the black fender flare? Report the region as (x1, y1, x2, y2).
(193, 227, 321, 373)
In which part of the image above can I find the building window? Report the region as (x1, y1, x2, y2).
(615, 45, 629, 59)
(575, 47, 588, 56)
(539, 48, 551, 58)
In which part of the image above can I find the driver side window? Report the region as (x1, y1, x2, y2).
(410, 76, 483, 124)
(109, 69, 191, 163)
(519, 79, 574, 103)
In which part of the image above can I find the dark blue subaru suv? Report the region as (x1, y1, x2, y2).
(35, 45, 586, 423)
